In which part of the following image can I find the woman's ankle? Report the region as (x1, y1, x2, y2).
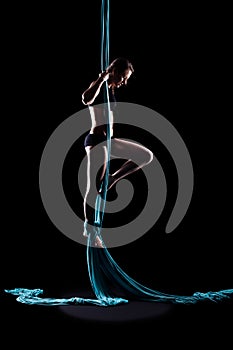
(107, 174, 116, 190)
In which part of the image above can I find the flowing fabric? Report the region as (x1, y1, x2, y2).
(4, 0, 233, 307)
(4, 241, 233, 305)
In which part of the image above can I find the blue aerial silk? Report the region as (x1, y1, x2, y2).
(5, 0, 233, 307)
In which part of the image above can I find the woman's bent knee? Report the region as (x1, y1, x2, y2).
(139, 148, 153, 167)
(145, 149, 153, 165)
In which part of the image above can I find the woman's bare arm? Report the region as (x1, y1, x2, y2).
(82, 70, 109, 105)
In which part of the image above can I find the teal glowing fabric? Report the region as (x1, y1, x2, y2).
(4, 244, 233, 305)
(4, 0, 233, 307)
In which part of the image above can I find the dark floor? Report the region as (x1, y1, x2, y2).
(2, 287, 232, 347)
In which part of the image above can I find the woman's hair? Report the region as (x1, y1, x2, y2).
(109, 57, 134, 74)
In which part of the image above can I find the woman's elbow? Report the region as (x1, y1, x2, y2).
(82, 93, 89, 105)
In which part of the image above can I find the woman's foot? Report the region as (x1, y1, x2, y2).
(83, 221, 104, 248)
(83, 230, 104, 248)
(94, 235, 104, 248)
(83, 231, 89, 238)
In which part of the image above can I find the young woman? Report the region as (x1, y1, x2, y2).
(82, 57, 153, 246)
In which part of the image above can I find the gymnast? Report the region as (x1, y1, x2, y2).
(82, 57, 153, 247)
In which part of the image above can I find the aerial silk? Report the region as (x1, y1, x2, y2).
(5, 0, 233, 306)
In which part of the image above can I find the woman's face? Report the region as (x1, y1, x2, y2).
(110, 69, 133, 88)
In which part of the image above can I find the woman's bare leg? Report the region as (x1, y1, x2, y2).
(83, 145, 108, 247)
(107, 138, 153, 190)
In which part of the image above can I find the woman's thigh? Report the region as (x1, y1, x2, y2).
(111, 138, 153, 165)
(85, 145, 108, 190)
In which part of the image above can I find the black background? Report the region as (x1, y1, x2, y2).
(2, 0, 232, 347)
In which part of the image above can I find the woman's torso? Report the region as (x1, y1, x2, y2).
(89, 106, 114, 137)
(89, 86, 116, 137)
